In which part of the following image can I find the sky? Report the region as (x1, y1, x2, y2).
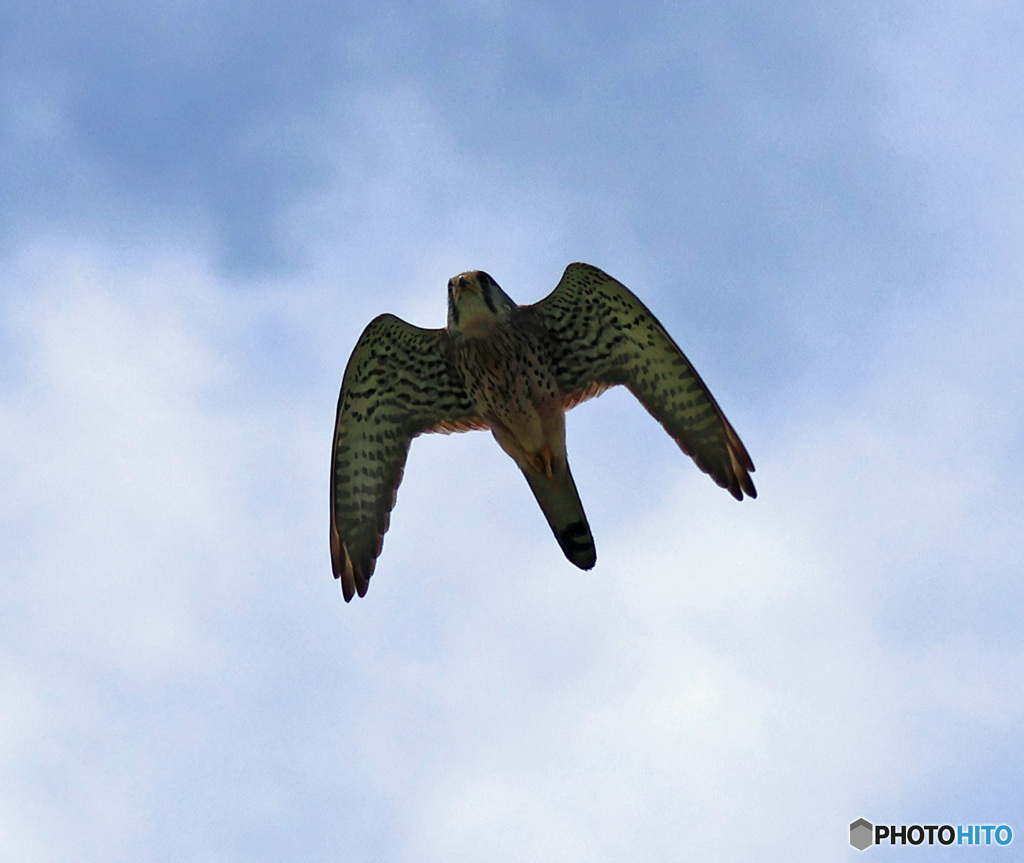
(1, 0, 1022, 860)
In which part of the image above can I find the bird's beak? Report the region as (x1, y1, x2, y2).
(452, 275, 476, 299)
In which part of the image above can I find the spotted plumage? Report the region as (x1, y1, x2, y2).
(330, 263, 756, 601)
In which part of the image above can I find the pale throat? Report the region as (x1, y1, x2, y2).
(454, 303, 499, 339)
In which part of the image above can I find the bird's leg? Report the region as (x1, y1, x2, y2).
(490, 425, 555, 478)
(532, 443, 554, 478)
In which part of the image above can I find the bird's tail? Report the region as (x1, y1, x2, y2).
(520, 457, 596, 570)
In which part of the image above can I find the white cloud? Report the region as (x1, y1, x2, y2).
(0, 242, 263, 860)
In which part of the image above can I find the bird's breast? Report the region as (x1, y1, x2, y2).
(454, 326, 560, 449)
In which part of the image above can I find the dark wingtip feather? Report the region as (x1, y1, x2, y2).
(330, 519, 365, 601)
(724, 421, 757, 501)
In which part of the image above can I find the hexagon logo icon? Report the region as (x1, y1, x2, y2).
(850, 818, 873, 851)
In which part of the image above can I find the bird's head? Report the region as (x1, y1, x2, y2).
(446, 270, 516, 336)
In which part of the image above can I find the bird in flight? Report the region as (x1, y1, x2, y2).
(330, 263, 755, 601)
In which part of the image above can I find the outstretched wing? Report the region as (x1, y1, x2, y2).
(331, 314, 487, 601)
(525, 263, 756, 500)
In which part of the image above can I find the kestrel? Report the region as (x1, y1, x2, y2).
(330, 262, 756, 601)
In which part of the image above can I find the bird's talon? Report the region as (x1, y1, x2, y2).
(536, 444, 554, 477)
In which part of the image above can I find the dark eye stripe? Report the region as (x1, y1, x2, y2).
(478, 272, 498, 314)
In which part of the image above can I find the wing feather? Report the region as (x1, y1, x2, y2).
(330, 314, 486, 601)
(525, 263, 756, 500)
